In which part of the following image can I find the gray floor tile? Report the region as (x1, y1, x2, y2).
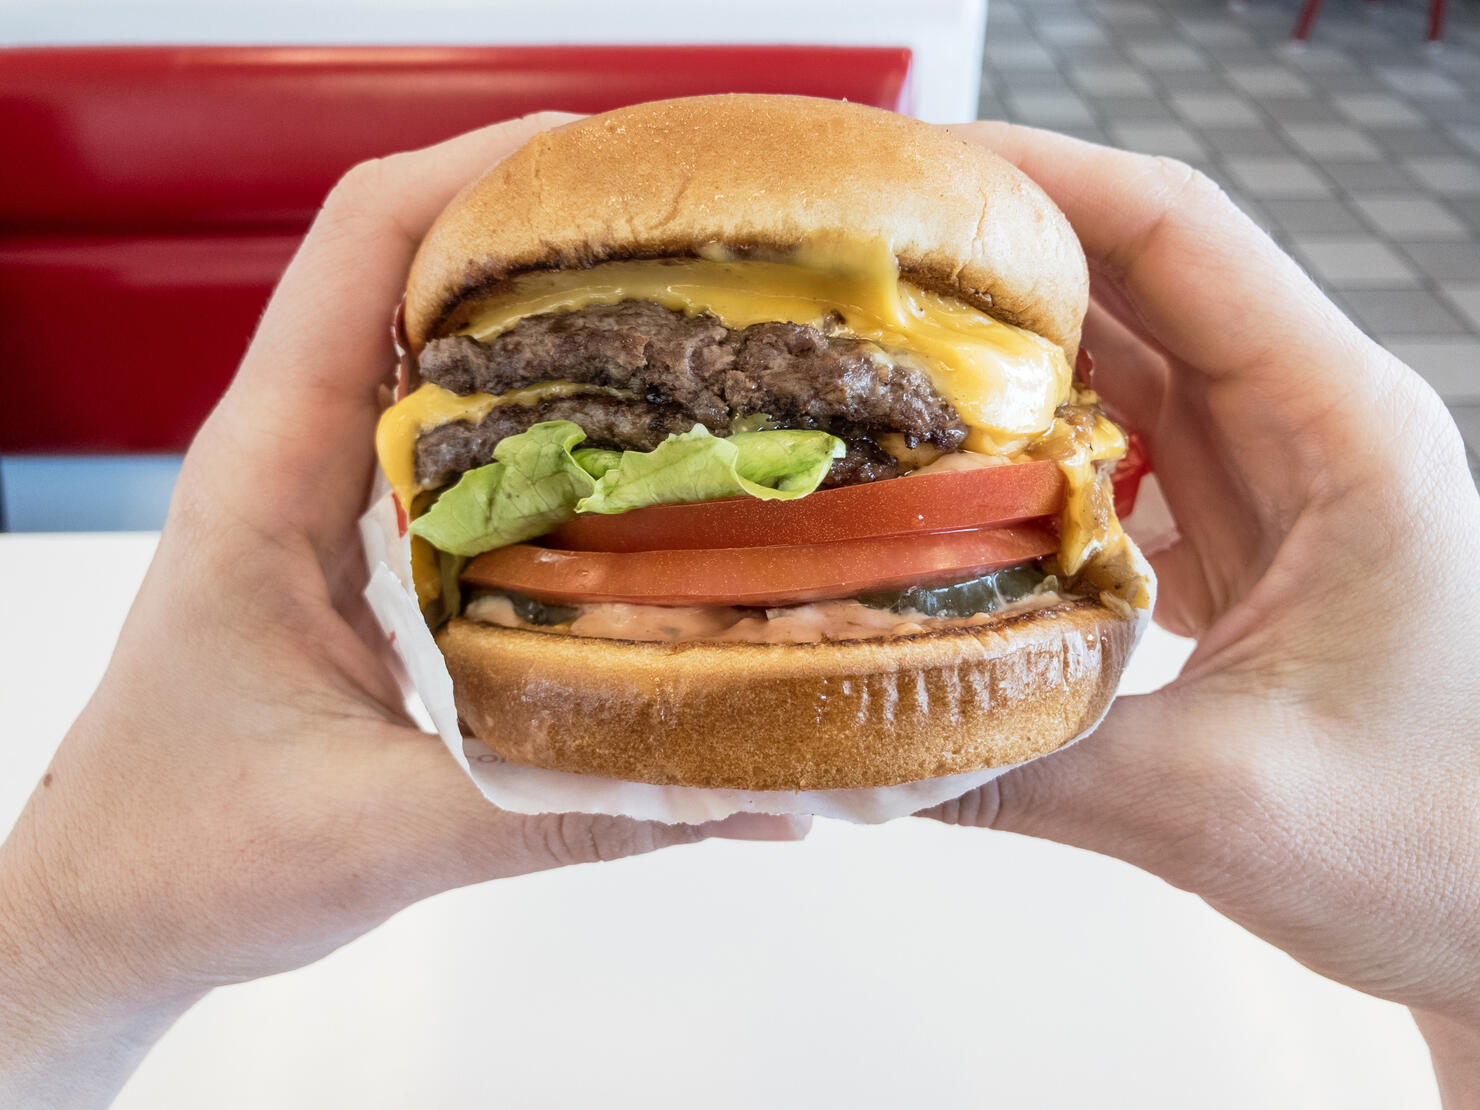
(1223, 156, 1334, 198)
(1225, 64, 1316, 98)
(1421, 99, 1480, 124)
(987, 42, 1059, 70)
(1169, 92, 1264, 127)
(1095, 97, 1179, 122)
(1253, 97, 1347, 122)
(1155, 70, 1236, 93)
(1109, 121, 1211, 159)
(994, 69, 1082, 92)
(1291, 236, 1422, 286)
(1398, 240, 1480, 282)
(1383, 340, 1480, 400)
(1330, 92, 1429, 126)
(1443, 198, 1480, 229)
(986, 2, 1028, 27)
(1127, 41, 1208, 70)
(1261, 197, 1368, 234)
(1281, 123, 1385, 160)
(1342, 289, 1472, 335)
(1350, 195, 1469, 238)
(1405, 157, 1480, 197)
(1368, 128, 1466, 157)
(1038, 19, 1110, 47)
(1053, 44, 1133, 66)
(1067, 65, 1157, 96)
(1199, 126, 1295, 157)
(1206, 44, 1284, 67)
(1005, 91, 1098, 127)
(1325, 161, 1422, 192)
(1054, 125, 1112, 145)
(977, 95, 1009, 120)
(1095, 0, 1168, 25)
(1445, 404, 1480, 467)
(1449, 125, 1480, 155)
(1301, 71, 1389, 95)
(1440, 284, 1480, 331)
(1176, 18, 1257, 46)
(1377, 66, 1467, 100)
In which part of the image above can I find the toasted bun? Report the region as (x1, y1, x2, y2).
(405, 94, 1087, 359)
(437, 598, 1135, 792)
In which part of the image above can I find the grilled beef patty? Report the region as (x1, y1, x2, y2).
(414, 301, 966, 489)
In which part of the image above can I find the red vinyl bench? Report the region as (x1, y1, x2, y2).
(0, 45, 913, 455)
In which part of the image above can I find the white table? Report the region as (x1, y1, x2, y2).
(0, 533, 1439, 1108)
(0, 0, 987, 125)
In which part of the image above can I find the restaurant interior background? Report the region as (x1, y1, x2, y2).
(2, 1, 1478, 1107)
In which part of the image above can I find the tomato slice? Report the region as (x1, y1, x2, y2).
(1113, 434, 1149, 519)
(462, 524, 1058, 607)
(547, 459, 1065, 553)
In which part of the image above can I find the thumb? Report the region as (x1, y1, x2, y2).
(919, 687, 1249, 897)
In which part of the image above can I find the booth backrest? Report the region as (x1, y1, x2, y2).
(0, 45, 913, 452)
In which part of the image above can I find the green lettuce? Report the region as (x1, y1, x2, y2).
(410, 421, 843, 557)
(409, 421, 596, 557)
(576, 426, 843, 514)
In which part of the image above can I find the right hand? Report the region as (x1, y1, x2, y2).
(930, 122, 1480, 1100)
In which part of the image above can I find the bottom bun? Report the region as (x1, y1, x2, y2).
(437, 597, 1137, 792)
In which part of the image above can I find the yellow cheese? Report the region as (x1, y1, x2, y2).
(374, 380, 629, 516)
(455, 242, 1072, 451)
(1025, 396, 1127, 578)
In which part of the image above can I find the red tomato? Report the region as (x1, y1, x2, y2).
(1113, 434, 1149, 519)
(547, 460, 1065, 553)
(462, 524, 1057, 607)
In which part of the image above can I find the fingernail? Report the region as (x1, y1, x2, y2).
(700, 812, 813, 842)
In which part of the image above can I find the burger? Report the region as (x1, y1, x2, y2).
(375, 94, 1153, 793)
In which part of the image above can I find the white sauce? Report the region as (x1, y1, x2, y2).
(463, 592, 1067, 644)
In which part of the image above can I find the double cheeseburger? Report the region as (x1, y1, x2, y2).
(376, 94, 1152, 792)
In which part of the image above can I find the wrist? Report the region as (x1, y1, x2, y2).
(0, 809, 202, 1108)
(1415, 1010, 1480, 1110)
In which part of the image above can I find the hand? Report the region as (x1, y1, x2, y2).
(930, 123, 1480, 1102)
(0, 113, 806, 1109)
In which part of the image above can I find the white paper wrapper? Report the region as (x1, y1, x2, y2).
(359, 473, 1161, 825)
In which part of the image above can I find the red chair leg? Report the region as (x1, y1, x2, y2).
(1429, 0, 1446, 42)
(1293, 0, 1323, 41)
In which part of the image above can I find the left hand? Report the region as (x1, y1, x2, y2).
(0, 112, 805, 1110)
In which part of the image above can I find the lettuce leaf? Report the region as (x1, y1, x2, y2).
(408, 421, 596, 557)
(409, 421, 843, 557)
(575, 426, 844, 515)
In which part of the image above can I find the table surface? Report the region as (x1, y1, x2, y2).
(0, 533, 1438, 1108)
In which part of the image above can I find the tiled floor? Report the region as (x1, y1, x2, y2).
(980, 0, 1480, 463)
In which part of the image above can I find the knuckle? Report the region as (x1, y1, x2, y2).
(531, 813, 648, 867)
(321, 157, 388, 219)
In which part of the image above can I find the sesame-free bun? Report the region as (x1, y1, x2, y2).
(437, 598, 1135, 792)
(404, 94, 1087, 358)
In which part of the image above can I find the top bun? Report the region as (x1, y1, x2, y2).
(405, 94, 1087, 358)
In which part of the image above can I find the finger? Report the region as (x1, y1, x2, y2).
(1081, 293, 1170, 441)
(193, 112, 581, 548)
(948, 121, 1372, 387)
(918, 688, 1244, 898)
(344, 727, 810, 900)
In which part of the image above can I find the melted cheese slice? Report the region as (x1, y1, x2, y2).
(453, 243, 1072, 452)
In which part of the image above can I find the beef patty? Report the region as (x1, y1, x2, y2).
(414, 300, 967, 489)
(414, 392, 900, 492)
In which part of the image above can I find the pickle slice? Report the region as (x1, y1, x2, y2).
(857, 565, 1050, 618)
